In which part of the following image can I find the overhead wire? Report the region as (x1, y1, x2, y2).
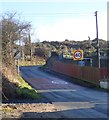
(20, 12, 94, 16)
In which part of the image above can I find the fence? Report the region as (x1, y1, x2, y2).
(51, 61, 109, 86)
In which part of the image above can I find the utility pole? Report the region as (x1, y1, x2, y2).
(95, 11, 100, 68)
(17, 39, 20, 75)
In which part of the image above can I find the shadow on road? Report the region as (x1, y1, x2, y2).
(20, 105, 108, 119)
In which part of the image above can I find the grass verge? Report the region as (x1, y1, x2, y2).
(16, 76, 41, 99)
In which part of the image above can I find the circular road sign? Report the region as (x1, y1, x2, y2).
(73, 50, 83, 60)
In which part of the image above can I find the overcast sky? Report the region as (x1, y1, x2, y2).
(1, 0, 108, 42)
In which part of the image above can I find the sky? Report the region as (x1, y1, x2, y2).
(1, 0, 108, 42)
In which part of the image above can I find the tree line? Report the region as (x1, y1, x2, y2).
(1, 12, 108, 68)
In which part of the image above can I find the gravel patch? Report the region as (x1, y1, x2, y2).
(2, 103, 60, 118)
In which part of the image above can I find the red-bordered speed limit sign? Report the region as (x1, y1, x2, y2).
(73, 50, 83, 60)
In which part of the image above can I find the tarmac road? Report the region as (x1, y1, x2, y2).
(20, 66, 109, 119)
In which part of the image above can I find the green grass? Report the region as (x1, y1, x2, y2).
(40, 64, 48, 69)
(17, 76, 42, 99)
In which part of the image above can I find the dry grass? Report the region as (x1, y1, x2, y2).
(2, 63, 41, 100)
(1, 56, 45, 100)
(2, 64, 20, 85)
(19, 56, 46, 66)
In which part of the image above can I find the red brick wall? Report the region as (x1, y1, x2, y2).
(100, 68, 109, 79)
(51, 61, 109, 85)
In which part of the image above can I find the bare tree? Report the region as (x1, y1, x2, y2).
(1, 12, 31, 66)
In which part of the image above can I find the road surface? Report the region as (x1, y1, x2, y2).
(20, 66, 109, 119)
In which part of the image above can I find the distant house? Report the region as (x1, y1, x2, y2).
(68, 44, 82, 50)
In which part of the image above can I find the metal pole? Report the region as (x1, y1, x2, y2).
(18, 39, 20, 74)
(95, 11, 100, 68)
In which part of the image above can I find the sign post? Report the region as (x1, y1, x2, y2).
(13, 48, 21, 74)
